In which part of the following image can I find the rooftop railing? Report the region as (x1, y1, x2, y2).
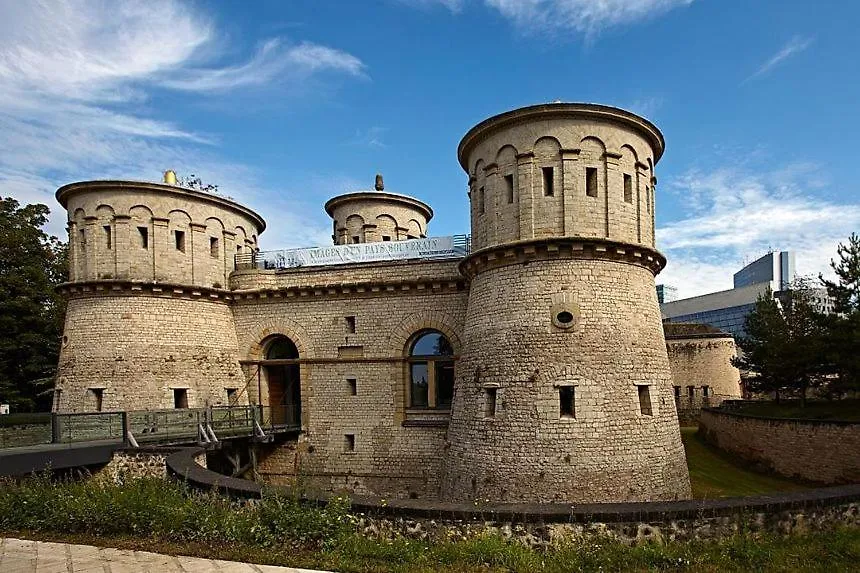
(235, 234, 471, 271)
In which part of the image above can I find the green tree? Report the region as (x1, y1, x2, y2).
(820, 233, 860, 396)
(733, 279, 827, 406)
(0, 197, 67, 411)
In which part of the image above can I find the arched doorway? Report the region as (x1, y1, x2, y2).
(262, 335, 301, 426)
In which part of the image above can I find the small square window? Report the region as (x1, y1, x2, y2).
(638, 385, 652, 416)
(586, 167, 598, 197)
(504, 174, 515, 204)
(623, 173, 633, 203)
(382, 235, 391, 241)
(345, 316, 356, 334)
(226, 388, 238, 405)
(559, 386, 575, 418)
(484, 387, 497, 418)
(352, 235, 360, 244)
(347, 378, 357, 396)
(173, 388, 188, 409)
(138, 227, 149, 249)
(174, 230, 186, 252)
(103, 225, 112, 250)
(209, 236, 219, 258)
(344, 434, 355, 452)
(542, 166, 554, 197)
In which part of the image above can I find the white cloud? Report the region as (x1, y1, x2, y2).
(0, 0, 364, 246)
(484, 0, 695, 36)
(657, 162, 860, 298)
(394, 0, 464, 12)
(744, 35, 813, 83)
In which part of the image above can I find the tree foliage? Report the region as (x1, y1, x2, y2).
(820, 233, 860, 395)
(733, 279, 827, 405)
(0, 197, 67, 411)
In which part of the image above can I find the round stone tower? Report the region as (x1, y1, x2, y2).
(324, 175, 432, 244)
(54, 177, 265, 412)
(441, 103, 691, 503)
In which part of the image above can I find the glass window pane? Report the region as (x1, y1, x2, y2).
(435, 361, 455, 409)
(410, 363, 429, 407)
(410, 331, 453, 356)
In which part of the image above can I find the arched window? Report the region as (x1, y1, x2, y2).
(407, 330, 454, 409)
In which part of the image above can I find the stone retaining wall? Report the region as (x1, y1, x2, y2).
(699, 408, 860, 485)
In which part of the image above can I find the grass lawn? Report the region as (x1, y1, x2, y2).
(728, 399, 860, 421)
(681, 427, 807, 498)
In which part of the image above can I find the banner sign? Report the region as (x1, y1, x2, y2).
(258, 236, 466, 270)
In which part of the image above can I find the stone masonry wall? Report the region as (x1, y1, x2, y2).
(666, 335, 742, 424)
(234, 273, 469, 499)
(327, 194, 430, 244)
(443, 257, 691, 503)
(56, 294, 247, 412)
(699, 409, 860, 484)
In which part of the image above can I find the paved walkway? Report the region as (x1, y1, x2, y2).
(0, 538, 332, 572)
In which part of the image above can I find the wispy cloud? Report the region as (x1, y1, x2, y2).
(0, 0, 364, 245)
(346, 126, 389, 148)
(743, 35, 814, 83)
(394, 0, 464, 12)
(484, 0, 695, 37)
(657, 161, 860, 298)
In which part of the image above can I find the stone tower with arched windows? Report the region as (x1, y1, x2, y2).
(54, 179, 265, 412)
(441, 103, 691, 502)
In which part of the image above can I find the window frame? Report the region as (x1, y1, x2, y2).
(405, 329, 456, 411)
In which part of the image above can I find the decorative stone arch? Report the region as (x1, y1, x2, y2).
(243, 318, 316, 361)
(406, 218, 423, 238)
(375, 213, 398, 241)
(389, 312, 463, 357)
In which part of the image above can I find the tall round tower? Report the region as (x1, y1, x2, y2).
(54, 177, 265, 413)
(441, 103, 691, 503)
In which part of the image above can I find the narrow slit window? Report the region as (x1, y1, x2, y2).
(345, 316, 356, 334)
(90, 388, 104, 412)
(504, 174, 515, 204)
(138, 227, 148, 249)
(674, 386, 681, 400)
(703, 385, 710, 398)
(479, 186, 485, 214)
(174, 230, 186, 252)
(542, 166, 554, 196)
(352, 235, 360, 244)
(209, 237, 219, 258)
(586, 167, 598, 197)
(79, 229, 86, 248)
(173, 388, 188, 409)
(559, 386, 575, 418)
(623, 173, 633, 203)
(484, 387, 497, 418)
(347, 378, 357, 396)
(103, 225, 112, 249)
(638, 385, 652, 416)
(344, 434, 355, 452)
(687, 385, 695, 399)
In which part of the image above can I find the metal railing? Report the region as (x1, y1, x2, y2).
(0, 405, 301, 450)
(235, 234, 471, 271)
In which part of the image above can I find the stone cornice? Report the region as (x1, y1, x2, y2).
(56, 280, 234, 303)
(459, 237, 667, 279)
(231, 275, 467, 302)
(55, 180, 266, 233)
(459, 103, 665, 171)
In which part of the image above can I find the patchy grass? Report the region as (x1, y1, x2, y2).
(681, 427, 807, 498)
(728, 399, 860, 422)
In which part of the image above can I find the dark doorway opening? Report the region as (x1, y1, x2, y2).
(263, 335, 301, 427)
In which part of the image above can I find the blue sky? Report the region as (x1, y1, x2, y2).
(1, 0, 858, 297)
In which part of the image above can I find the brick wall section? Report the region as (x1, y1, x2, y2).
(56, 295, 247, 412)
(699, 409, 860, 484)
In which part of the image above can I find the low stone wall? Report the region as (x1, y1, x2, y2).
(165, 447, 860, 544)
(94, 447, 206, 484)
(699, 408, 860, 485)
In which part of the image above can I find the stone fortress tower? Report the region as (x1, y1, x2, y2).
(442, 103, 692, 502)
(324, 174, 432, 244)
(54, 175, 265, 412)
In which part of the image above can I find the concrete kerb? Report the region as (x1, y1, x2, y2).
(164, 446, 860, 524)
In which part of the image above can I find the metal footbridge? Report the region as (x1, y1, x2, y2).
(0, 405, 299, 476)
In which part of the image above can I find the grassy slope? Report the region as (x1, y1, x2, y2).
(682, 427, 807, 498)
